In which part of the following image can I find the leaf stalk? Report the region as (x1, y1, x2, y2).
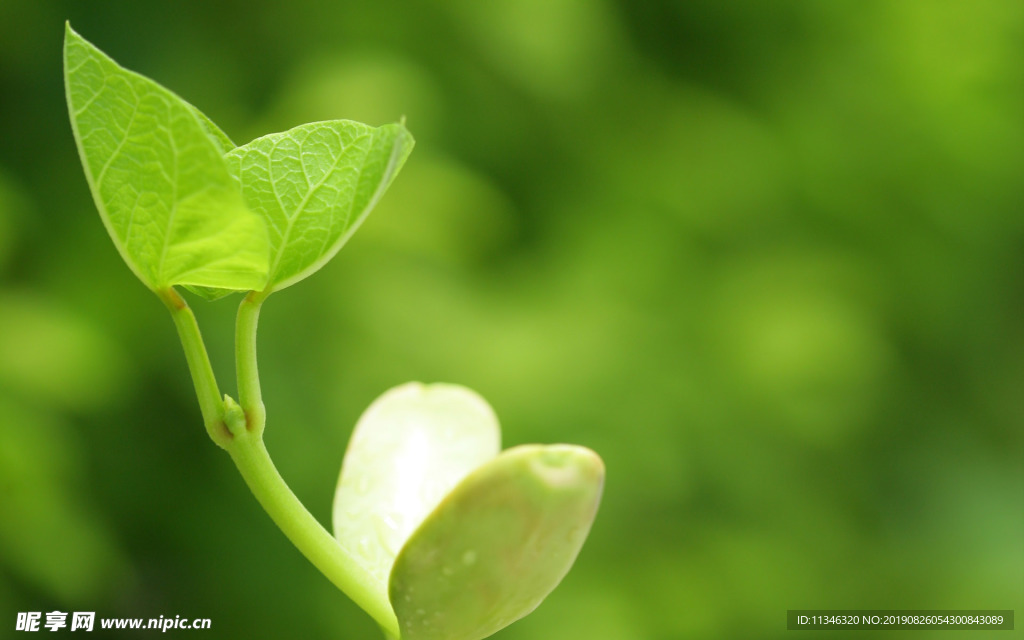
(158, 287, 231, 448)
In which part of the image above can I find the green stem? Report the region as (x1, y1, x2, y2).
(226, 289, 400, 637)
(162, 287, 398, 635)
(225, 433, 399, 637)
(158, 288, 230, 447)
(235, 290, 267, 435)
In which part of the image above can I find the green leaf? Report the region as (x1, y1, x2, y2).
(390, 445, 604, 640)
(333, 383, 500, 624)
(63, 24, 268, 292)
(188, 104, 236, 154)
(226, 118, 414, 292)
(181, 284, 238, 301)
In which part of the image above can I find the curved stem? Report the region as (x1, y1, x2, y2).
(225, 422, 400, 637)
(229, 289, 400, 637)
(163, 287, 399, 635)
(158, 288, 230, 447)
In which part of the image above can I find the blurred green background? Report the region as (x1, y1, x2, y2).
(1, 0, 1021, 638)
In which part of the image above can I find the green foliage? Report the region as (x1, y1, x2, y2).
(5, 3, 1020, 639)
(60, 23, 600, 640)
(333, 383, 500, 612)
(391, 444, 603, 640)
(333, 384, 603, 640)
(63, 25, 268, 293)
(63, 24, 412, 299)
(227, 120, 413, 292)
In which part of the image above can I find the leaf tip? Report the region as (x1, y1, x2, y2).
(63, 21, 85, 49)
(383, 381, 500, 429)
(63, 22, 76, 58)
(527, 444, 606, 491)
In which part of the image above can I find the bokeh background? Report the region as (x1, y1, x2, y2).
(1, 1, 1021, 638)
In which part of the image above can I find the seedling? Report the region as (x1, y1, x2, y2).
(63, 24, 603, 640)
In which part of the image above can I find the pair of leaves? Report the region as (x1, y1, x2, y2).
(63, 24, 413, 297)
(334, 384, 604, 640)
